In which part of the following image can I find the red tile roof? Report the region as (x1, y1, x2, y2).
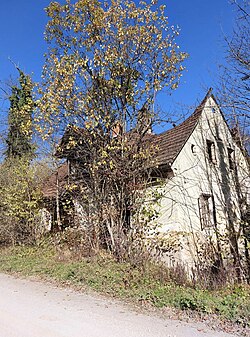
(153, 89, 212, 166)
(42, 90, 212, 198)
(154, 104, 203, 165)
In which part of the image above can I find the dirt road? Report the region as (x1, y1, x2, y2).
(0, 273, 239, 337)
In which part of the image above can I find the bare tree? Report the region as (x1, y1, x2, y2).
(218, 0, 249, 151)
(217, 0, 250, 281)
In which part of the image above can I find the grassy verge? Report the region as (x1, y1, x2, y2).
(0, 244, 249, 327)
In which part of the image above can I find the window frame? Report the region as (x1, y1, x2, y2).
(198, 193, 215, 230)
(206, 140, 216, 164)
(227, 147, 234, 170)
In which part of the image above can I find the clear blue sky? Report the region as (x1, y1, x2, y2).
(0, 0, 235, 120)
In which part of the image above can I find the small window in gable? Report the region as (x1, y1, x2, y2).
(211, 107, 216, 113)
(206, 140, 216, 164)
(191, 144, 197, 155)
(198, 194, 215, 230)
(227, 148, 234, 170)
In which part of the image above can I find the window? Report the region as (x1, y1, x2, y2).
(198, 194, 215, 229)
(206, 140, 216, 164)
(191, 144, 197, 155)
(227, 148, 234, 170)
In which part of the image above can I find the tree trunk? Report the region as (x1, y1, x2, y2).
(56, 172, 62, 231)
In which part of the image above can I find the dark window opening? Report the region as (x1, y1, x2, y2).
(191, 144, 197, 155)
(227, 148, 234, 170)
(206, 140, 216, 164)
(198, 194, 215, 230)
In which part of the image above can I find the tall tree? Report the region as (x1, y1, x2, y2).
(39, 0, 187, 136)
(5, 68, 35, 160)
(218, 0, 249, 151)
(38, 0, 187, 259)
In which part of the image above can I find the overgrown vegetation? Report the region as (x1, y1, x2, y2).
(217, 0, 250, 282)
(0, 158, 50, 245)
(0, 3, 249, 331)
(0, 243, 249, 327)
(37, 0, 187, 260)
(0, 67, 49, 245)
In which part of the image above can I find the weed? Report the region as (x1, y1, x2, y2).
(0, 244, 249, 326)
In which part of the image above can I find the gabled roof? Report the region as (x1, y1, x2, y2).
(154, 89, 213, 166)
(56, 89, 214, 167)
(42, 90, 216, 199)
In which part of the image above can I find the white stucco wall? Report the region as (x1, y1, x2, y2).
(155, 97, 249, 268)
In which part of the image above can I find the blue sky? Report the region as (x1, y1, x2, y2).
(0, 0, 236, 123)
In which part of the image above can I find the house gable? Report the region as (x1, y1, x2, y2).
(156, 92, 249, 232)
(153, 89, 213, 168)
(156, 90, 239, 170)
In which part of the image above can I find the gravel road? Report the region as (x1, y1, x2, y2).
(0, 273, 240, 337)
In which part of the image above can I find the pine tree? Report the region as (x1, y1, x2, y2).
(5, 68, 35, 160)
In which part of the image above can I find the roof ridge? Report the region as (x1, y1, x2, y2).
(154, 90, 212, 166)
(157, 88, 212, 138)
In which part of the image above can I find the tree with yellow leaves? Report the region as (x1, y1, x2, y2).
(38, 0, 187, 260)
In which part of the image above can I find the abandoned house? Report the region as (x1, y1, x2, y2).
(42, 90, 250, 267)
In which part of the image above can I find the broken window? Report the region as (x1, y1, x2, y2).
(206, 140, 216, 164)
(198, 194, 215, 229)
(227, 148, 234, 170)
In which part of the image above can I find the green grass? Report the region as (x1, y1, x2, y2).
(0, 244, 249, 327)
